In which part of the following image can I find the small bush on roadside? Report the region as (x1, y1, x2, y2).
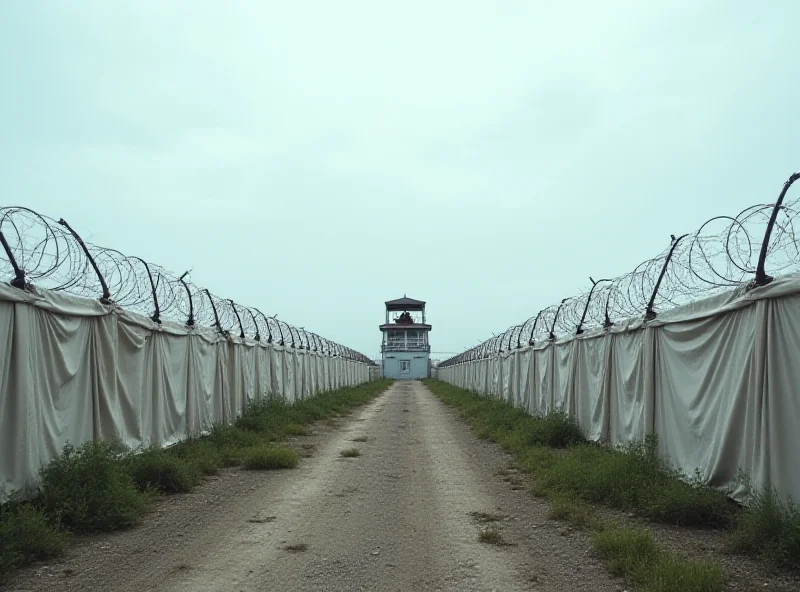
(0, 501, 66, 578)
(38, 441, 150, 532)
(208, 424, 262, 452)
(524, 411, 584, 448)
(729, 483, 800, 572)
(170, 440, 222, 481)
(125, 447, 195, 494)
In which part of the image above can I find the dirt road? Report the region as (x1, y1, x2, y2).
(5, 381, 619, 592)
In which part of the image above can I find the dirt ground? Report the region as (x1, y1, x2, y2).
(4, 381, 628, 591)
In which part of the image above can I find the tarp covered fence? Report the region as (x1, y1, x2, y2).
(0, 283, 369, 498)
(437, 275, 800, 503)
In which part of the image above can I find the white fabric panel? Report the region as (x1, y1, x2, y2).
(551, 342, 575, 414)
(606, 330, 650, 444)
(271, 347, 283, 399)
(284, 350, 295, 403)
(0, 284, 370, 500)
(573, 335, 611, 442)
(762, 295, 800, 500)
(532, 347, 552, 415)
(502, 354, 513, 404)
(653, 303, 760, 494)
(519, 350, 533, 414)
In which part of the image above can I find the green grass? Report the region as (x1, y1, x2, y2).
(728, 483, 800, 572)
(0, 379, 393, 579)
(423, 380, 734, 529)
(284, 423, 312, 437)
(242, 445, 299, 470)
(423, 379, 770, 588)
(547, 494, 600, 530)
(423, 380, 583, 451)
(538, 438, 736, 528)
(593, 527, 724, 592)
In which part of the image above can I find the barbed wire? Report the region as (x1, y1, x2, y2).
(439, 171, 800, 368)
(0, 207, 374, 365)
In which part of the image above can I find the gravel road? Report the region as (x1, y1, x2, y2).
(4, 381, 620, 592)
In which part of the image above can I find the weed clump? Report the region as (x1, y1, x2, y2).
(242, 445, 299, 470)
(728, 483, 800, 571)
(593, 528, 723, 592)
(38, 441, 150, 532)
(125, 447, 195, 494)
(0, 502, 66, 578)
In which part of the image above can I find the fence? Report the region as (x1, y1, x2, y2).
(438, 172, 800, 502)
(0, 207, 375, 498)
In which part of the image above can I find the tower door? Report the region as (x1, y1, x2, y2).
(400, 360, 411, 375)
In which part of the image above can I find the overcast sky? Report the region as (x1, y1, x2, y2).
(2, 1, 798, 359)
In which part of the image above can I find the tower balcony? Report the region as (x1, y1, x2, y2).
(381, 341, 431, 353)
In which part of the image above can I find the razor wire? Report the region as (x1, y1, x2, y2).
(439, 171, 800, 367)
(0, 206, 374, 365)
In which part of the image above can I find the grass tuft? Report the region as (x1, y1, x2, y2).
(284, 423, 312, 437)
(547, 495, 598, 530)
(340, 448, 361, 458)
(285, 543, 308, 552)
(242, 445, 299, 470)
(593, 527, 723, 592)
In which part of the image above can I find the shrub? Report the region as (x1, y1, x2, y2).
(125, 447, 194, 494)
(729, 484, 800, 571)
(0, 502, 66, 578)
(170, 440, 222, 480)
(38, 440, 150, 532)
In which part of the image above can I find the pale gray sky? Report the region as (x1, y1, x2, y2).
(2, 1, 798, 359)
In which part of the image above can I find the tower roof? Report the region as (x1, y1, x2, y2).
(385, 296, 426, 311)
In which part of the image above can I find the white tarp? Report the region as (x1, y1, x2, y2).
(0, 283, 369, 499)
(438, 274, 800, 503)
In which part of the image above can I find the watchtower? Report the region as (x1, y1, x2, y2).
(380, 296, 431, 379)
